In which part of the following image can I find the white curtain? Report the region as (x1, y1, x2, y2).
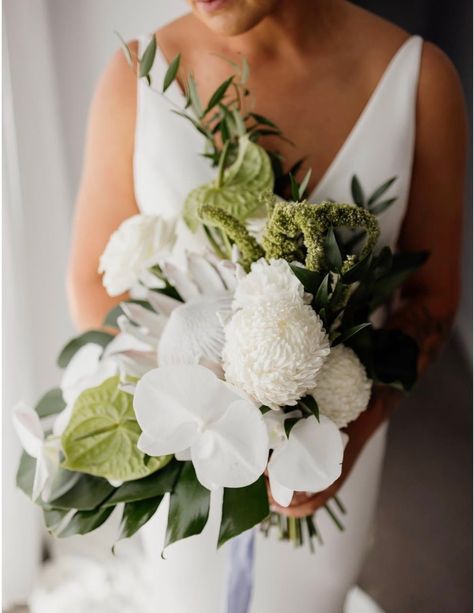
(3, 0, 73, 606)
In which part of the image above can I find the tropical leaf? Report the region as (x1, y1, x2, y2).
(165, 462, 210, 548)
(57, 506, 114, 537)
(118, 496, 163, 540)
(48, 474, 115, 511)
(218, 476, 269, 547)
(61, 377, 169, 482)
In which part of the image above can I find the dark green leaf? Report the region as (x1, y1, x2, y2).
(370, 197, 397, 216)
(162, 53, 181, 92)
(289, 263, 323, 295)
(35, 388, 65, 418)
(367, 176, 397, 206)
(218, 476, 269, 547)
(103, 460, 181, 506)
(298, 395, 319, 421)
(324, 227, 343, 271)
(284, 417, 299, 438)
(49, 474, 115, 511)
(314, 274, 331, 309)
(165, 463, 210, 548)
(259, 405, 272, 415)
(351, 175, 365, 207)
(289, 173, 300, 201)
(57, 506, 114, 537)
(57, 330, 114, 369)
(333, 322, 372, 346)
(341, 253, 372, 284)
(248, 113, 279, 129)
(118, 496, 163, 540)
(139, 35, 156, 78)
(204, 76, 234, 115)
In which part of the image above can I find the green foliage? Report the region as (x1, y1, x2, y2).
(218, 476, 269, 547)
(139, 35, 156, 80)
(35, 388, 65, 418)
(118, 496, 164, 540)
(165, 463, 210, 548)
(61, 377, 169, 482)
(162, 53, 181, 93)
(57, 330, 114, 368)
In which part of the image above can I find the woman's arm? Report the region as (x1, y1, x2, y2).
(68, 43, 139, 331)
(274, 42, 468, 518)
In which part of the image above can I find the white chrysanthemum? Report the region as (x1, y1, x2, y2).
(312, 344, 372, 428)
(99, 214, 176, 296)
(223, 301, 330, 409)
(233, 258, 304, 309)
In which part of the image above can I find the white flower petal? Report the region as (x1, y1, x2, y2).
(175, 448, 192, 461)
(268, 472, 294, 507)
(146, 291, 181, 317)
(120, 303, 166, 339)
(158, 294, 232, 365)
(187, 254, 227, 295)
(190, 397, 268, 489)
(104, 332, 152, 357)
(162, 262, 199, 301)
(60, 344, 103, 403)
(115, 350, 158, 378)
(133, 365, 236, 454)
(117, 315, 156, 347)
(13, 403, 43, 458)
(267, 415, 344, 495)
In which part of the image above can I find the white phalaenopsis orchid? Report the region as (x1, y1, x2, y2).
(264, 412, 344, 507)
(99, 214, 176, 296)
(114, 253, 237, 377)
(13, 403, 61, 501)
(133, 364, 269, 490)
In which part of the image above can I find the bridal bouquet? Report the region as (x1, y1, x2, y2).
(15, 40, 426, 549)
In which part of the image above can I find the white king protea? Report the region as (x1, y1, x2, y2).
(312, 344, 372, 428)
(99, 214, 176, 296)
(223, 259, 330, 409)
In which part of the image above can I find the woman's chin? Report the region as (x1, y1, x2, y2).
(189, 0, 279, 37)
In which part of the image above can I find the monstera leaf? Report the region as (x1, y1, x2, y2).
(183, 136, 274, 231)
(61, 377, 170, 482)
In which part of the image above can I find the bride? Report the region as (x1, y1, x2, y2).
(67, 1, 466, 611)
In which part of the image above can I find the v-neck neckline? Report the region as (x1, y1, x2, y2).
(152, 35, 416, 199)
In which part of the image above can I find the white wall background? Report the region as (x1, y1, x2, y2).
(3, 0, 471, 607)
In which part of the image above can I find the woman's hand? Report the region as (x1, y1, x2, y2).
(268, 386, 402, 518)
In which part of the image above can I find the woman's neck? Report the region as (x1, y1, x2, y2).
(225, 0, 345, 61)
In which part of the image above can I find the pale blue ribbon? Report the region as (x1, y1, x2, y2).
(226, 529, 256, 613)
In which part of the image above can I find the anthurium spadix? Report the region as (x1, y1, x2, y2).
(266, 414, 344, 507)
(133, 364, 269, 490)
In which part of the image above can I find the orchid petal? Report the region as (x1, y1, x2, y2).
(267, 415, 343, 495)
(157, 294, 232, 365)
(13, 403, 43, 458)
(53, 403, 74, 437)
(268, 471, 293, 507)
(190, 397, 268, 489)
(175, 448, 192, 461)
(146, 291, 181, 317)
(187, 254, 227, 294)
(103, 331, 152, 357)
(60, 344, 103, 403)
(134, 365, 236, 454)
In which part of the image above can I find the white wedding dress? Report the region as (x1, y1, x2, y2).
(134, 35, 423, 613)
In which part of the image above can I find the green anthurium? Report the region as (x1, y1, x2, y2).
(61, 376, 170, 482)
(183, 136, 274, 231)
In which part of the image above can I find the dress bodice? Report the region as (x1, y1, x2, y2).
(134, 35, 423, 251)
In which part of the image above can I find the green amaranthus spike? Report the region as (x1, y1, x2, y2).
(199, 205, 264, 270)
(262, 201, 380, 272)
